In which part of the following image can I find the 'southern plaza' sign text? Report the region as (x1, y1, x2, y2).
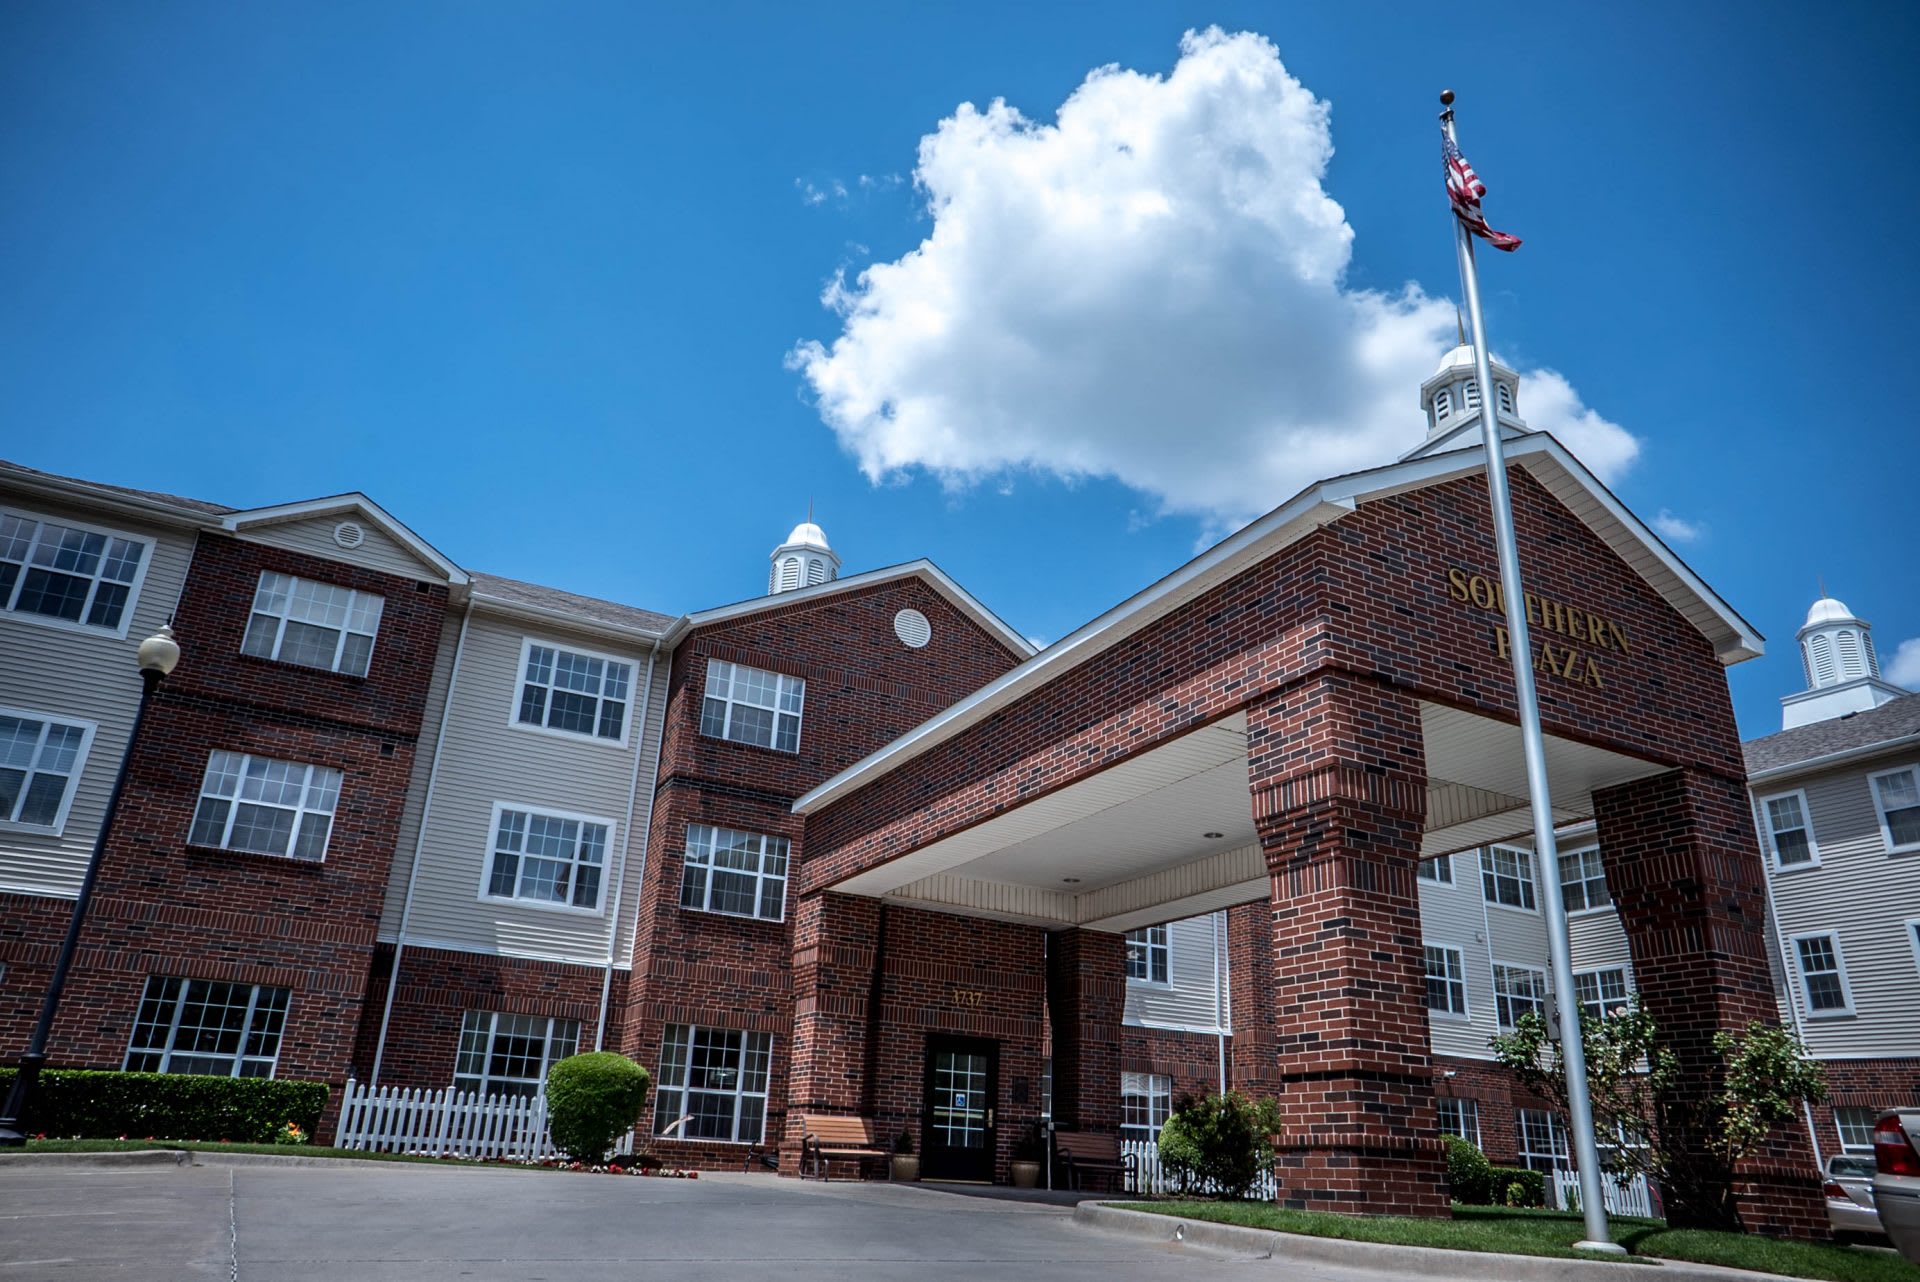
(1445, 567, 1630, 690)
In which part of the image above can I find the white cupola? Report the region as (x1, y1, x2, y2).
(768, 517, 840, 595)
(1780, 592, 1907, 729)
(1401, 342, 1528, 462)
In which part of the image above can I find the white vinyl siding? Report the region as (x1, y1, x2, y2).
(188, 752, 342, 862)
(0, 709, 96, 835)
(1417, 849, 1504, 1061)
(1123, 913, 1227, 1033)
(0, 506, 150, 637)
(1868, 765, 1920, 853)
(235, 514, 438, 582)
(679, 824, 788, 922)
(240, 571, 384, 677)
(483, 802, 613, 913)
(700, 658, 803, 753)
(1482, 845, 1538, 910)
(1789, 931, 1855, 1018)
(1760, 789, 1818, 868)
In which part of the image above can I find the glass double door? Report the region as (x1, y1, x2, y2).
(922, 1034, 998, 1182)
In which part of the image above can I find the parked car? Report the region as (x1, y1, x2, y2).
(1824, 1154, 1883, 1240)
(1874, 1109, 1920, 1265)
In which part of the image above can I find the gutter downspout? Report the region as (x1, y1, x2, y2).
(1214, 910, 1228, 1094)
(595, 638, 661, 1051)
(370, 600, 474, 1086)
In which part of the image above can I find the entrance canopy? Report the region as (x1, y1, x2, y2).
(827, 702, 1666, 932)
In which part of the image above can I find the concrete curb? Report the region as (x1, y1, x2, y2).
(0, 1149, 534, 1172)
(1072, 1203, 1790, 1282)
(0, 1148, 193, 1168)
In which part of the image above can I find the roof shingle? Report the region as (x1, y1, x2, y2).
(1743, 689, 1920, 776)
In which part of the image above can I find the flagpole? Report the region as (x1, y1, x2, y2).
(1439, 88, 1620, 1254)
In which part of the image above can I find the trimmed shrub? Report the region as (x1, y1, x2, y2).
(0, 1068, 327, 1142)
(1443, 1135, 1493, 1204)
(545, 1052, 650, 1164)
(1157, 1091, 1283, 1199)
(1491, 1165, 1547, 1207)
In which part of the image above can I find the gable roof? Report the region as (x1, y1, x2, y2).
(1745, 690, 1920, 781)
(0, 458, 234, 524)
(663, 560, 1035, 660)
(470, 570, 676, 640)
(221, 494, 469, 586)
(795, 431, 1764, 815)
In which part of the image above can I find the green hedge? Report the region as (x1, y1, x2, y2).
(1489, 1164, 1547, 1207)
(0, 1069, 328, 1143)
(545, 1053, 650, 1164)
(1444, 1135, 1494, 1204)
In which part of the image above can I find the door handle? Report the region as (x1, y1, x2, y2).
(987, 1108, 995, 1128)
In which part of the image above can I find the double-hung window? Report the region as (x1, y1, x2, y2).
(1572, 967, 1631, 1024)
(1435, 1097, 1481, 1147)
(124, 977, 290, 1077)
(0, 508, 148, 633)
(188, 751, 342, 861)
(515, 641, 632, 743)
(1836, 1106, 1879, 1155)
(1516, 1108, 1568, 1173)
(1493, 963, 1548, 1030)
(1424, 944, 1468, 1016)
(1869, 766, 1920, 853)
(1790, 932, 1854, 1017)
(1418, 854, 1453, 883)
(453, 1011, 580, 1099)
(1125, 925, 1169, 984)
(240, 572, 384, 677)
(1481, 845, 1537, 910)
(0, 708, 96, 833)
(1558, 846, 1612, 913)
(679, 824, 788, 921)
(1120, 1072, 1172, 1144)
(1760, 791, 1818, 868)
(655, 1024, 773, 1143)
(485, 804, 612, 912)
(700, 659, 803, 753)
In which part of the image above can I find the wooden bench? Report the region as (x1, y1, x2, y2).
(1052, 1131, 1136, 1192)
(797, 1114, 889, 1181)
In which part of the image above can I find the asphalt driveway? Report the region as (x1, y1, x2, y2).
(0, 1158, 1390, 1282)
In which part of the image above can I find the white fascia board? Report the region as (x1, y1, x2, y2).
(662, 560, 1033, 659)
(222, 493, 470, 587)
(1745, 731, 1920, 787)
(468, 591, 671, 648)
(0, 468, 226, 531)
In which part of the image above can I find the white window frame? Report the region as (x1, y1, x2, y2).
(1758, 788, 1820, 870)
(1481, 845, 1538, 912)
(1418, 854, 1453, 884)
(452, 1010, 581, 1099)
(0, 706, 98, 836)
(1516, 1108, 1568, 1174)
(188, 750, 342, 862)
(1572, 966, 1632, 1024)
(1435, 1096, 1481, 1147)
(0, 505, 153, 639)
(1125, 925, 1170, 985)
(123, 976, 290, 1077)
(654, 1024, 774, 1144)
(1492, 961, 1549, 1031)
(1120, 1071, 1172, 1143)
(1558, 845, 1613, 915)
(1867, 764, 1920, 855)
(480, 801, 615, 916)
(239, 571, 384, 677)
(1424, 943, 1470, 1018)
(1907, 918, 1920, 980)
(679, 824, 789, 922)
(510, 637, 635, 748)
(1835, 1106, 1879, 1156)
(1789, 930, 1856, 1018)
(699, 658, 804, 754)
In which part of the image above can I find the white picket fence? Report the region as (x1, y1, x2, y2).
(335, 1078, 635, 1161)
(1551, 1168, 1655, 1218)
(1119, 1138, 1277, 1200)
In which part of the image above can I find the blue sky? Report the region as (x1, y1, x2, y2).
(3, 2, 1914, 738)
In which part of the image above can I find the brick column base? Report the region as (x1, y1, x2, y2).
(782, 891, 879, 1176)
(1047, 928, 1125, 1133)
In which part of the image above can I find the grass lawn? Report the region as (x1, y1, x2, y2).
(1114, 1201, 1920, 1282)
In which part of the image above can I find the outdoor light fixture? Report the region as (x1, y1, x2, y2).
(0, 626, 179, 1146)
(1061, 877, 1081, 884)
(1202, 832, 1224, 840)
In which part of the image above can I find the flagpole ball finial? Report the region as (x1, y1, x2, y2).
(1440, 89, 1455, 106)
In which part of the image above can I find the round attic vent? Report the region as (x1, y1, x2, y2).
(333, 521, 366, 550)
(893, 608, 932, 649)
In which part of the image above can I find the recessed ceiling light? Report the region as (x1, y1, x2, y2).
(1203, 832, 1225, 840)
(1062, 877, 1081, 884)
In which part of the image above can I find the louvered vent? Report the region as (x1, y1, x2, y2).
(1497, 381, 1514, 413)
(806, 557, 830, 586)
(1464, 381, 1481, 409)
(1808, 633, 1836, 686)
(1434, 388, 1451, 421)
(894, 608, 931, 649)
(333, 521, 365, 550)
(1836, 629, 1865, 680)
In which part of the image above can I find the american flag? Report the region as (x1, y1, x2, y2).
(1443, 132, 1521, 252)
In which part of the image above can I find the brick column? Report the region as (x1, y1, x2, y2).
(783, 891, 880, 1174)
(1248, 674, 1449, 1216)
(1594, 768, 1826, 1237)
(1046, 928, 1125, 1132)
(1227, 901, 1280, 1098)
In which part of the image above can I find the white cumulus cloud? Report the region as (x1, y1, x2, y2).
(1650, 508, 1705, 544)
(1888, 638, 1920, 690)
(789, 28, 1639, 531)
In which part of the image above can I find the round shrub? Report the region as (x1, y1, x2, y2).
(1443, 1135, 1493, 1204)
(1156, 1091, 1282, 1199)
(545, 1052, 651, 1164)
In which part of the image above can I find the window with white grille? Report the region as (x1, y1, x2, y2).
(1760, 791, 1817, 868)
(1516, 1108, 1568, 1173)
(1436, 1097, 1481, 1147)
(124, 977, 289, 1077)
(188, 751, 342, 861)
(515, 640, 632, 743)
(1125, 925, 1169, 984)
(453, 1011, 580, 1099)
(699, 658, 803, 753)
(1791, 932, 1854, 1017)
(1558, 846, 1612, 913)
(1425, 944, 1468, 1016)
(1836, 1106, 1879, 1155)
(0, 508, 149, 634)
(1493, 963, 1548, 1030)
(0, 708, 95, 833)
(680, 824, 788, 921)
(1481, 845, 1537, 910)
(655, 1025, 773, 1143)
(1120, 1072, 1172, 1144)
(1869, 766, 1920, 852)
(1418, 855, 1453, 884)
(240, 572, 384, 676)
(484, 804, 612, 912)
(1573, 967, 1631, 1024)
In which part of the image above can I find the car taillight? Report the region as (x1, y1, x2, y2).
(1876, 1115, 1920, 1177)
(1823, 1180, 1849, 1198)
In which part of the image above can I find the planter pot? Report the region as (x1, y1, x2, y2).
(891, 1155, 920, 1182)
(1008, 1160, 1041, 1189)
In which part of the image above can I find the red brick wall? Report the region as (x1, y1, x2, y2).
(1123, 1026, 1223, 1104)
(1047, 928, 1124, 1133)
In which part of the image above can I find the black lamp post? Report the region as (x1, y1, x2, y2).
(0, 624, 179, 1146)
